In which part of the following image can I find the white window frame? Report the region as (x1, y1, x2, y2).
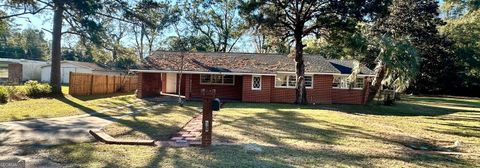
(0, 63, 8, 78)
(332, 76, 364, 90)
(200, 74, 235, 85)
(274, 74, 313, 89)
(251, 75, 262, 90)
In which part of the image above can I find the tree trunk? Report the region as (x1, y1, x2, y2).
(366, 59, 386, 103)
(139, 24, 145, 59)
(294, 33, 307, 104)
(50, 1, 64, 95)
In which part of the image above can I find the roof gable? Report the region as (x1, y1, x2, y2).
(328, 59, 374, 75)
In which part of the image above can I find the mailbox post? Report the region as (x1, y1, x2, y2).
(201, 89, 215, 147)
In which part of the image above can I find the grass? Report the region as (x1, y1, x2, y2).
(103, 105, 200, 140)
(43, 95, 480, 167)
(0, 86, 142, 122)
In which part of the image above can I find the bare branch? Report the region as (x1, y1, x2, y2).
(0, 5, 49, 19)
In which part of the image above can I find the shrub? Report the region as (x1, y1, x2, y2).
(24, 80, 52, 98)
(6, 86, 27, 101)
(0, 86, 7, 104)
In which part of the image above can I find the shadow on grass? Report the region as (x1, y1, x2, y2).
(31, 96, 479, 167)
(406, 96, 480, 108)
(71, 92, 135, 101)
(221, 97, 478, 117)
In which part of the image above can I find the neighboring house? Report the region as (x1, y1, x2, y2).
(132, 51, 375, 104)
(41, 61, 123, 84)
(0, 58, 48, 84)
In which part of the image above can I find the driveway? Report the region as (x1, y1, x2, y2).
(0, 114, 118, 167)
(0, 97, 178, 167)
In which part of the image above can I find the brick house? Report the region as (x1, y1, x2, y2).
(132, 51, 375, 104)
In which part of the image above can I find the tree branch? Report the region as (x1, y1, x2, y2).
(0, 5, 49, 19)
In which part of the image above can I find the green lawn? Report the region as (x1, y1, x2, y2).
(0, 86, 142, 122)
(43, 96, 480, 167)
(103, 105, 199, 140)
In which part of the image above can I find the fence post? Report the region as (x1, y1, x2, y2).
(69, 72, 73, 95)
(105, 75, 108, 94)
(90, 74, 94, 95)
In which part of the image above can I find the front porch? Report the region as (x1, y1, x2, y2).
(136, 72, 244, 101)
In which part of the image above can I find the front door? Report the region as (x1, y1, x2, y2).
(166, 73, 177, 93)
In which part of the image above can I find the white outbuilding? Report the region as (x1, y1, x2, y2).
(0, 58, 48, 83)
(41, 61, 123, 84)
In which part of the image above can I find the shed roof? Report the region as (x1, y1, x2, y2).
(42, 61, 106, 71)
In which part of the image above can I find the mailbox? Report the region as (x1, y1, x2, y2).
(212, 98, 221, 111)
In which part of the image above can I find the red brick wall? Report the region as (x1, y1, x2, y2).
(331, 77, 369, 104)
(306, 75, 333, 104)
(242, 75, 272, 103)
(136, 72, 162, 98)
(184, 74, 192, 99)
(331, 89, 364, 104)
(137, 72, 368, 104)
(189, 74, 243, 100)
(269, 75, 333, 104)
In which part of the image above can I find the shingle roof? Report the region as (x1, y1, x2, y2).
(139, 51, 341, 74)
(328, 59, 374, 75)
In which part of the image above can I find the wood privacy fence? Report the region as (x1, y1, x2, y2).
(69, 72, 137, 96)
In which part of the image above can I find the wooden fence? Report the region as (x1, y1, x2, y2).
(69, 72, 137, 96)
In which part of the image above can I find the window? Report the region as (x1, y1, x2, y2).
(252, 76, 261, 90)
(0, 63, 8, 78)
(275, 74, 288, 87)
(200, 74, 235, 85)
(200, 74, 211, 83)
(355, 78, 364, 88)
(332, 76, 364, 89)
(305, 76, 313, 88)
(288, 75, 296, 87)
(212, 75, 223, 83)
(223, 75, 234, 84)
(275, 74, 313, 88)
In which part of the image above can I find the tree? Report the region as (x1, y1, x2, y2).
(129, 0, 180, 58)
(442, 0, 480, 18)
(372, 0, 457, 95)
(1, 0, 157, 94)
(365, 34, 419, 102)
(0, 10, 10, 46)
(184, 0, 247, 52)
(363, 0, 455, 102)
(441, 9, 480, 96)
(240, 0, 382, 104)
(165, 35, 213, 52)
(8, 29, 50, 60)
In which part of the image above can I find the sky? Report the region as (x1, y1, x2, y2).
(7, 0, 446, 54)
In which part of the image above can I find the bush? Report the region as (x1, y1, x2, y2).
(0, 86, 7, 104)
(6, 86, 27, 101)
(24, 80, 52, 98)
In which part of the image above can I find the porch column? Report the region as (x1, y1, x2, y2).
(184, 74, 192, 99)
(136, 72, 162, 98)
